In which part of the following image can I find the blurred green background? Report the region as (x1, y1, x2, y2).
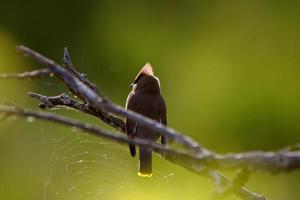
(1, 0, 300, 200)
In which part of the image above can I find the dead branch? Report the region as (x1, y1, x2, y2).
(28, 92, 125, 131)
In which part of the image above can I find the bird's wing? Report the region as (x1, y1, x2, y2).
(126, 92, 137, 157)
(158, 95, 167, 145)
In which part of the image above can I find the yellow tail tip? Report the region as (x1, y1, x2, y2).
(138, 172, 153, 178)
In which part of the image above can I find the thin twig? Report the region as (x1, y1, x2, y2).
(0, 68, 51, 79)
(63, 47, 97, 92)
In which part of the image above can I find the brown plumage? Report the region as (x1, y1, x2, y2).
(125, 63, 167, 177)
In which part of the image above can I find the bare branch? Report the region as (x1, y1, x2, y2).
(0, 68, 51, 79)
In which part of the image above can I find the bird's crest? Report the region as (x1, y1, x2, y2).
(131, 63, 157, 88)
(135, 63, 154, 80)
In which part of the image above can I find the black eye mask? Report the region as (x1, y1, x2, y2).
(130, 74, 144, 88)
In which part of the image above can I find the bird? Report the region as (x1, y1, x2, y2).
(125, 63, 167, 177)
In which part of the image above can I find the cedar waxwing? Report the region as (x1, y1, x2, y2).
(126, 63, 167, 177)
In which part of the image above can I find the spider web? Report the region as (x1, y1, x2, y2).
(43, 129, 175, 200)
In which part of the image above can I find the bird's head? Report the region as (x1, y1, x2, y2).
(130, 63, 160, 93)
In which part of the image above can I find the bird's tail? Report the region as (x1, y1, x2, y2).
(138, 148, 152, 177)
(129, 144, 136, 157)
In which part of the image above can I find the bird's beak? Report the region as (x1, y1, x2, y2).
(129, 83, 134, 88)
